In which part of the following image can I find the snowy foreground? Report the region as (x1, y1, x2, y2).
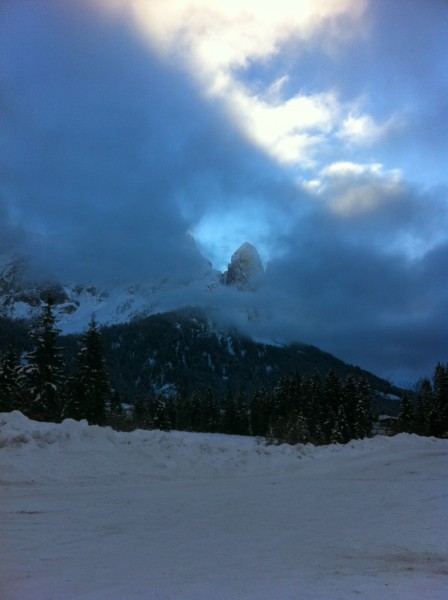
(1, 412, 447, 600)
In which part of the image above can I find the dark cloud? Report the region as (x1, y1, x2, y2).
(0, 196, 25, 254)
(0, 0, 447, 384)
(251, 184, 448, 384)
(154, 179, 447, 385)
(0, 0, 284, 283)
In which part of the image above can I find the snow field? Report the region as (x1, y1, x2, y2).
(1, 411, 448, 599)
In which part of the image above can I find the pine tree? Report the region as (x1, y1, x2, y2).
(175, 389, 194, 431)
(285, 411, 310, 445)
(63, 376, 86, 421)
(222, 388, 239, 434)
(303, 372, 325, 441)
(399, 394, 414, 433)
(202, 387, 220, 433)
(270, 376, 291, 438)
(66, 315, 110, 425)
(341, 376, 357, 439)
(317, 370, 339, 442)
(189, 389, 204, 432)
(235, 388, 250, 436)
(132, 394, 150, 429)
(0, 347, 20, 412)
(148, 395, 171, 431)
(324, 369, 342, 416)
(415, 378, 433, 435)
(108, 391, 126, 429)
(354, 376, 373, 439)
(250, 386, 271, 437)
(331, 404, 350, 444)
(18, 300, 66, 422)
(432, 363, 448, 437)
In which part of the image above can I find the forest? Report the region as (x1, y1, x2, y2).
(1, 302, 447, 445)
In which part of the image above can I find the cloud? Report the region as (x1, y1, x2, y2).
(253, 183, 448, 383)
(337, 113, 401, 147)
(314, 161, 404, 216)
(0, 0, 290, 283)
(115, 0, 369, 171)
(127, 0, 368, 72)
(0, 196, 25, 256)
(1, 0, 447, 385)
(226, 84, 338, 168)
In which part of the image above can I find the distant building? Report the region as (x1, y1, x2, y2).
(373, 415, 400, 436)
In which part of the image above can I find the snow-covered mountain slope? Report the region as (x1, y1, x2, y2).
(0, 241, 263, 333)
(1, 411, 447, 600)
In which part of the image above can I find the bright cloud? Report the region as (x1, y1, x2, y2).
(337, 113, 401, 146)
(314, 161, 404, 215)
(105, 0, 369, 169)
(128, 0, 367, 71)
(225, 83, 339, 167)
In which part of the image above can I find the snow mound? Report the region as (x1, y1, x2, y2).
(1, 411, 445, 485)
(2, 412, 448, 600)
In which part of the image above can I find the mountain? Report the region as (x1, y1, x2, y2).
(0, 241, 405, 411)
(0, 241, 264, 333)
(221, 242, 264, 290)
(57, 306, 403, 413)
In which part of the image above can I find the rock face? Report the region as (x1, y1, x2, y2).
(0, 241, 264, 331)
(221, 242, 264, 290)
(0, 257, 72, 313)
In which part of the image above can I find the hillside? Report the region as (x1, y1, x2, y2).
(60, 307, 402, 411)
(0, 306, 404, 416)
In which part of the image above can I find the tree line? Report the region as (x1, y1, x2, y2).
(0, 302, 109, 425)
(0, 301, 447, 443)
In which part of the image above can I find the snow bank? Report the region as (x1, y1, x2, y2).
(0, 411, 317, 484)
(2, 411, 448, 600)
(1, 410, 445, 484)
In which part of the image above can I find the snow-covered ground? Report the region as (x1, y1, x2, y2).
(1, 411, 447, 600)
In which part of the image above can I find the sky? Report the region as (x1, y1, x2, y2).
(1, 0, 447, 384)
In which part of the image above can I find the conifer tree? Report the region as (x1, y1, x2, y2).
(63, 376, 85, 421)
(202, 387, 220, 433)
(341, 376, 358, 439)
(189, 389, 204, 432)
(148, 395, 171, 431)
(235, 388, 250, 436)
(432, 362, 448, 437)
(175, 389, 194, 431)
(331, 404, 350, 444)
(108, 391, 126, 430)
(18, 300, 66, 422)
(285, 411, 310, 445)
(0, 347, 20, 412)
(354, 376, 373, 439)
(303, 372, 325, 440)
(222, 388, 239, 434)
(271, 376, 291, 437)
(415, 378, 433, 435)
(324, 369, 342, 417)
(250, 386, 271, 437)
(399, 394, 414, 433)
(132, 394, 150, 429)
(311, 370, 334, 442)
(66, 315, 110, 425)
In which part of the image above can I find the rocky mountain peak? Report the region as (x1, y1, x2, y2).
(221, 242, 264, 290)
(0, 256, 70, 312)
(0, 240, 265, 330)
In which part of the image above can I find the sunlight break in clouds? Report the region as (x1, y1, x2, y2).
(315, 161, 404, 215)
(105, 0, 369, 169)
(337, 112, 401, 147)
